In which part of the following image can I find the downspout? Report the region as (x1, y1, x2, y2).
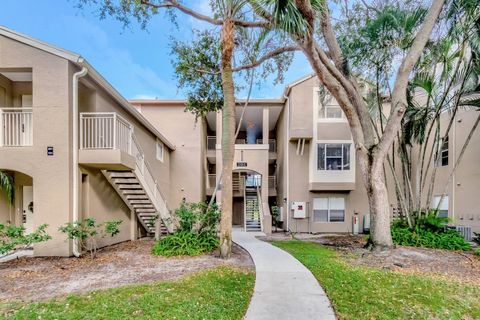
(72, 66, 88, 257)
(283, 93, 291, 232)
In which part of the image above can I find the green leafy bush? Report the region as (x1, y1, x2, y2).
(152, 202, 220, 257)
(59, 218, 122, 258)
(391, 215, 471, 250)
(0, 223, 51, 254)
(152, 231, 219, 257)
(475, 248, 480, 257)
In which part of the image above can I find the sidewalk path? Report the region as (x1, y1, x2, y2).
(233, 230, 336, 320)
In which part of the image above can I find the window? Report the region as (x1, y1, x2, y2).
(156, 140, 164, 162)
(317, 143, 351, 170)
(436, 137, 448, 166)
(313, 197, 345, 222)
(432, 195, 448, 218)
(319, 105, 344, 119)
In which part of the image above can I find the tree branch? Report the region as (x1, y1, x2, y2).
(319, 2, 344, 72)
(141, 0, 270, 28)
(377, 0, 446, 165)
(232, 45, 300, 72)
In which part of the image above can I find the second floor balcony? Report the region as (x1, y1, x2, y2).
(206, 135, 277, 164)
(79, 112, 135, 170)
(0, 108, 33, 147)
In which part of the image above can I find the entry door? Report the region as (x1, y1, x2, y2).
(22, 186, 33, 233)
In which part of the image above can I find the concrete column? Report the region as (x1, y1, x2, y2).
(130, 210, 138, 241)
(262, 107, 269, 144)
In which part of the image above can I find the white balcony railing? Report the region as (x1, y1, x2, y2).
(256, 139, 276, 152)
(207, 174, 216, 189)
(207, 136, 216, 150)
(0, 108, 33, 147)
(268, 176, 276, 189)
(80, 113, 132, 154)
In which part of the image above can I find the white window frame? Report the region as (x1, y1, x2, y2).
(156, 140, 164, 162)
(432, 195, 448, 218)
(315, 88, 347, 123)
(317, 143, 351, 171)
(313, 197, 346, 223)
(436, 136, 448, 167)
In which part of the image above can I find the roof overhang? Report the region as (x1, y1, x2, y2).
(0, 25, 175, 151)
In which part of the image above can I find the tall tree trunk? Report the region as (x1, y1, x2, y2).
(366, 163, 394, 249)
(219, 18, 236, 259)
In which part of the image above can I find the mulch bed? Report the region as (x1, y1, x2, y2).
(0, 240, 253, 302)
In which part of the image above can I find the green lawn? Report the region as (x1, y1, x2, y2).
(0, 267, 254, 320)
(273, 240, 480, 320)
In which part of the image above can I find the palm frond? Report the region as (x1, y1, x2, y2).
(0, 170, 14, 205)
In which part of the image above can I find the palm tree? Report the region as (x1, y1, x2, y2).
(215, 0, 249, 259)
(0, 170, 14, 205)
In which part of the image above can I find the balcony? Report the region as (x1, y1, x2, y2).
(0, 108, 33, 147)
(206, 173, 276, 196)
(207, 136, 277, 164)
(79, 112, 135, 170)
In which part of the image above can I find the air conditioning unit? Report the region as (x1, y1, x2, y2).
(454, 226, 472, 241)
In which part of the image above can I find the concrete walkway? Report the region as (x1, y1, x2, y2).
(233, 230, 336, 320)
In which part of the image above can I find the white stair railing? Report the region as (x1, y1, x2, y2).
(131, 135, 174, 233)
(256, 186, 264, 232)
(0, 108, 33, 147)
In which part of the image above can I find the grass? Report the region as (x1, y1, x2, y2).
(273, 240, 480, 320)
(0, 267, 254, 320)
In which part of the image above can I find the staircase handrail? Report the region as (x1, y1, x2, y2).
(131, 134, 174, 232)
(256, 186, 264, 232)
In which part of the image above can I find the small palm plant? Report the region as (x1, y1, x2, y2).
(0, 170, 14, 205)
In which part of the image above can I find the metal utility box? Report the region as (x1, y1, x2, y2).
(291, 202, 307, 219)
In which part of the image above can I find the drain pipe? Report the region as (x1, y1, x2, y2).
(72, 66, 88, 257)
(283, 93, 291, 233)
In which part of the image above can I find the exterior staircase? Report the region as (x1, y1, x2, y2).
(103, 171, 168, 236)
(102, 136, 174, 238)
(244, 187, 262, 232)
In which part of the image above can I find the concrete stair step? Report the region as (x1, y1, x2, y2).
(119, 184, 143, 190)
(130, 199, 151, 204)
(133, 204, 154, 208)
(123, 190, 146, 195)
(114, 178, 140, 184)
(108, 172, 136, 178)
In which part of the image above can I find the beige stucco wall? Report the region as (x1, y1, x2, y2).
(133, 103, 205, 209)
(0, 35, 73, 256)
(79, 167, 132, 247)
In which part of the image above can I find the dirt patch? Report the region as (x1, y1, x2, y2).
(0, 240, 253, 302)
(262, 233, 480, 285)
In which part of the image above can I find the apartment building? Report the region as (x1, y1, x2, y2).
(1, 27, 478, 256)
(0, 27, 176, 256)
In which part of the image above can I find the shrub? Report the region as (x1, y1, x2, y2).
(475, 248, 480, 257)
(0, 223, 51, 254)
(391, 215, 471, 251)
(59, 218, 122, 258)
(152, 202, 220, 257)
(152, 231, 219, 257)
